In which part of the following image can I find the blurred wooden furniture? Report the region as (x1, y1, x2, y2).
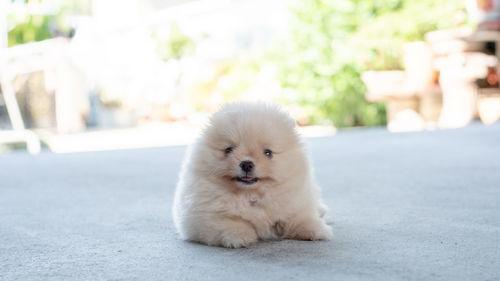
(362, 42, 440, 132)
(363, 28, 500, 131)
(466, 30, 500, 125)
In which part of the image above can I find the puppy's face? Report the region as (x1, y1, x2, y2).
(198, 104, 304, 189)
(219, 139, 276, 188)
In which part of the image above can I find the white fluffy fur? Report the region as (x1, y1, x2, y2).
(172, 103, 332, 248)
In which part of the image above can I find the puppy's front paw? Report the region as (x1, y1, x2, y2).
(313, 223, 333, 241)
(221, 236, 256, 248)
(219, 226, 258, 248)
(289, 219, 333, 241)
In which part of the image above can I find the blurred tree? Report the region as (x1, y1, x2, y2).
(153, 23, 195, 61)
(8, 14, 54, 46)
(7, 0, 86, 47)
(271, 0, 465, 127)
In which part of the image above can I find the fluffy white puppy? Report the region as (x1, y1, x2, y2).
(172, 103, 332, 248)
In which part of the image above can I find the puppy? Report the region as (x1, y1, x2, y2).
(172, 103, 332, 248)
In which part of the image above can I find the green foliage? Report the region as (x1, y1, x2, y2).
(153, 23, 195, 61)
(352, 0, 466, 70)
(7, 0, 81, 47)
(272, 0, 465, 127)
(8, 14, 55, 46)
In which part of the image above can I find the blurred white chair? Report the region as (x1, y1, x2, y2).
(0, 41, 51, 154)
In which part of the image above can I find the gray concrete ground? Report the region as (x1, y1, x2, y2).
(1, 123, 500, 281)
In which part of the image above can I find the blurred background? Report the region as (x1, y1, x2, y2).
(1, 0, 500, 153)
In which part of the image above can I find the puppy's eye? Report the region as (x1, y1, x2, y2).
(224, 147, 233, 154)
(264, 149, 273, 158)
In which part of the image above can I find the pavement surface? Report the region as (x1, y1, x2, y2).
(1, 123, 500, 281)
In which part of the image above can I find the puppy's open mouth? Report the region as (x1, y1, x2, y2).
(236, 176, 258, 185)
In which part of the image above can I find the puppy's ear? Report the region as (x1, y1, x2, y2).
(271, 103, 297, 128)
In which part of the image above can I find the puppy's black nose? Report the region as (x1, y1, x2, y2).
(239, 161, 254, 173)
